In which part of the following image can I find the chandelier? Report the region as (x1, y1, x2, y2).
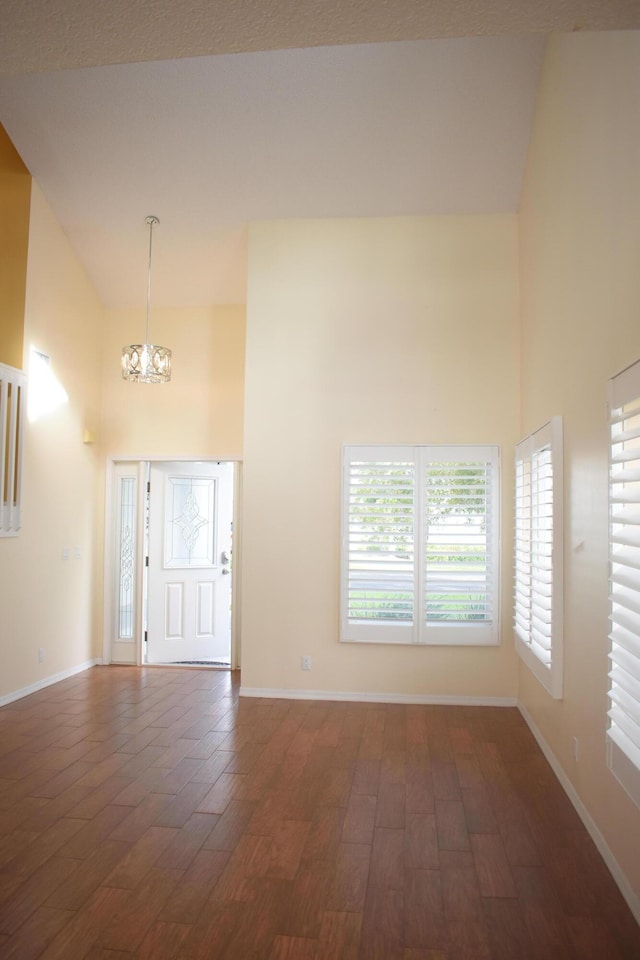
(121, 215, 172, 383)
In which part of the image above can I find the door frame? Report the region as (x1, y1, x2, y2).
(103, 455, 242, 669)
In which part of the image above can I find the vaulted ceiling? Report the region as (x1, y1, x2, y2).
(1, 1, 637, 307)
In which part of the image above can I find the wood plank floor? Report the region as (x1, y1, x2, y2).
(0, 667, 639, 959)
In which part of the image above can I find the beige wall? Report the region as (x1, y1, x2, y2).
(3, 23, 638, 909)
(242, 215, 521, 698)
(101, 304, 245, 459)
(0, 184, 104, 698)
(519, 32, 640, 901)
(100, 303, 246, 666)
(0, 204, 246, 695)
(0, 123, 30, 369)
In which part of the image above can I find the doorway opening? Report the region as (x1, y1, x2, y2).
(106, 459, 240, 669)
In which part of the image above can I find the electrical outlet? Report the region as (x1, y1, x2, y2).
(301, 655, 312, 671)
(75, 546, 81, 559)
(38, 647, 45, 663)
(62, 547, 70, 560)
(572, 736, 579, 761)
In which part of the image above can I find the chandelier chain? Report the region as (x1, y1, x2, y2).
(145, 215, 159, 345)
(121, 214, 171, 383)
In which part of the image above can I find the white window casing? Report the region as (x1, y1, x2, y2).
(341, 444, 500, 646)
(514, 417, 563, 699)
(608, 360, 640, 808)
(0, 362, 26, 538)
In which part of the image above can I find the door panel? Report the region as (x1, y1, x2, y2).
(166, 582, 184, 639)
(147, 461, 233, 663)
(197, 581, 215, 635)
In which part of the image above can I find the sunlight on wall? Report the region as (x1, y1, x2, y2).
(27, 346, 68, 422)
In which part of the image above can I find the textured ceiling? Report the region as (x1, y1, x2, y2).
(0, 1, 638, 308)
(1, 0, 638, 75)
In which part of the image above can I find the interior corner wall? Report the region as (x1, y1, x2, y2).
(0, 183, 105, 700)
(242, 215, 520, 699)
(0, 123, 30, 369)
(100, 304, 246, 459)
(518, 32, 640, 901)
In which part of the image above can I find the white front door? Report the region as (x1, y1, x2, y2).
(146, 461, 234, 664)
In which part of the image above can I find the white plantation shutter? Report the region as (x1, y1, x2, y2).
(422, 446, 499, 646)
(341, 444, 500, 646)
(342, 447, 416, 643)
(514, 452, 532, 644)
(608, 362, 640, 805)
(513, 419, 563, 698)
(0, 363, 26, 538)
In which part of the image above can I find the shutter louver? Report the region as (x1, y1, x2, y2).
(424, 459, 493, 623)
(513, 418, 563, 698)
(608, 377, 640, 792)
(344, 453, 415, 641)
(514, 452, 532, 645)
(529, 445, 553, 665)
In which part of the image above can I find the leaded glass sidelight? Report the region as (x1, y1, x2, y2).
(117, 476, 136, 639)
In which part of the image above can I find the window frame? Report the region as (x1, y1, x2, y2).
(513, 417, 564, 699)
(340, 443, 500, 647)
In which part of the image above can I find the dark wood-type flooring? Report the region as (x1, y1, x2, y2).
(0, 666, 639, 959)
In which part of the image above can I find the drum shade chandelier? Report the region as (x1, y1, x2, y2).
(122, 215, 172, 383)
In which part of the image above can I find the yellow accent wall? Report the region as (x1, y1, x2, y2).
(0, 124, 30, 369)
(519, 31, 640, 903)
(242, 215, 520, 699)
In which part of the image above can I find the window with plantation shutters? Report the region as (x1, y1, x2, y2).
(341, 444, 500, 646)
(0, 362, 26, 538)
(513, 418, 563, 698)
(608, 361, 640, 807)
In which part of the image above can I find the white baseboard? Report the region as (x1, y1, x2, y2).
(0, 658, 103, 707)
(518, 701, 640, 925)
(239, 686, 518, 707)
